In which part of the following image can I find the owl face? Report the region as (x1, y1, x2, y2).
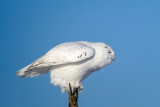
(104, 45, 115, 61)
(90, 42, 115, 68)
(96, 43, 115, 59)
(102, 43, 115, 66)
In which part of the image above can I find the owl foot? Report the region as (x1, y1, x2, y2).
(69, 83, 82, 94)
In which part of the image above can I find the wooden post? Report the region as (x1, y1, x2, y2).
(68, 83, 79, 107)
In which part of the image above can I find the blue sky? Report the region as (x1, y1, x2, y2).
(1, 0, 160, 107)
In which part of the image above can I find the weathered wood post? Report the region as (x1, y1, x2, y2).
(68, 83, 79, 107)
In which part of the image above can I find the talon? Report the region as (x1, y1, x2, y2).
(78, 85, 83, 91)
(69, 83, 72, 94)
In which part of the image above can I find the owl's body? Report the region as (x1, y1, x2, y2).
(17, 41, 115, 92)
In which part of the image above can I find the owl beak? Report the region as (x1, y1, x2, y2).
(112, 52, 116, 60)
(112, 57, 115, 60)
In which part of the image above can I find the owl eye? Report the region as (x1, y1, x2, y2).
(108, 51, 112, 53)
(105, 46, 107, 48)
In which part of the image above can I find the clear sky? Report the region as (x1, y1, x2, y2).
(1, 0, 160, 107)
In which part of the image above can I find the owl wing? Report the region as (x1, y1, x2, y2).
(16, 42, 95, 77)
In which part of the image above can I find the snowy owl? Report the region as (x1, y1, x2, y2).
(16, 41, 115, 92)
